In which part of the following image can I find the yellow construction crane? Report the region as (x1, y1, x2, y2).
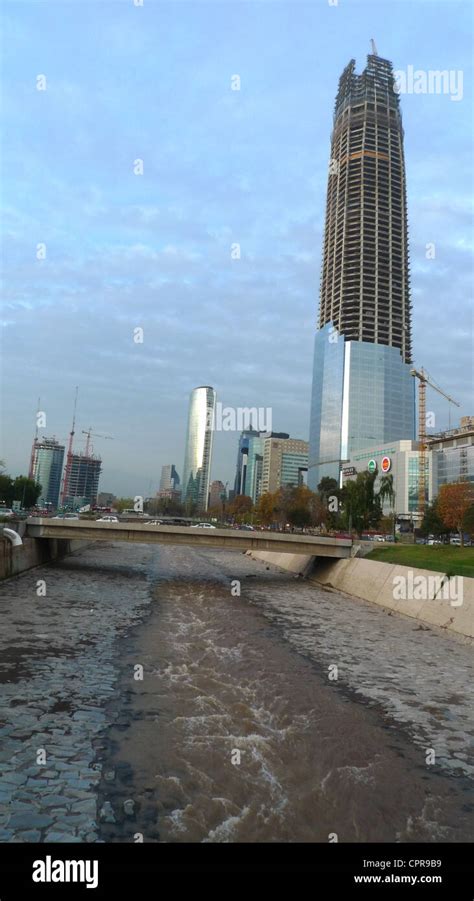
(410, 368, 460, 516)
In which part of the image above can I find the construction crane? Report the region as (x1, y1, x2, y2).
(28, 396, 41, 480)
(60, 386, 79, 506)
(410, 368, 460, 516)
(81, 428, 114, 457)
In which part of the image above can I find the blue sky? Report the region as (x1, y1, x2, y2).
(1, 0, 473, 497)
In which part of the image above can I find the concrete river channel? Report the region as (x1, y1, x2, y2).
(0, 541, 473, 843)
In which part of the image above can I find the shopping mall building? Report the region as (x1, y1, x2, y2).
(342, 418, 474, 522)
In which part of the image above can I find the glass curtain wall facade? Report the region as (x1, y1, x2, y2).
(159, 464, 180, 492)
(246, 436, 265, 503)
(308, 51, 415, 490)
(433, 445, 474, 491)
(181, 386, 216, 512)
(281, 452, 309, 487)
(234, 428, 259, 496)
(31, 438, 65, 508)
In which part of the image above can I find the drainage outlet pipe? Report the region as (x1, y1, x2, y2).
(1, 528, 23, 547)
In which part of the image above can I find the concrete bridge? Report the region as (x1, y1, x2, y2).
(25, 518, 352, 558)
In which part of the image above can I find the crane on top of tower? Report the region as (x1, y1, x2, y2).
(81, 428, 114, 457)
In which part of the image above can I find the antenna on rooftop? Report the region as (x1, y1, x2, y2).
(370, 38, 378, 56)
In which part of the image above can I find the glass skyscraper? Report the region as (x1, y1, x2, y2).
(234, 427, 260, 496)
(30, 437, 65, 508)
(308, 50, 415, 490)
(181, 386, 216, 511)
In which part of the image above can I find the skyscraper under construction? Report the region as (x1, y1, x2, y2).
(308, 48, 415, 490)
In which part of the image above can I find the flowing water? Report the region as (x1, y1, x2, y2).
(0, 542, 473, 844)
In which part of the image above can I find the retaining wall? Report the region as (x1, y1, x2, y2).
(247, 551, 474, 642)
(0, 537, 87, 581)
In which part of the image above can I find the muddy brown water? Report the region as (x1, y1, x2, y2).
(94, 545, 474, 843)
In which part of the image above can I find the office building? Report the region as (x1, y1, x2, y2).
(262, 437, 309, 494)
(97, 492, 116, 508)
(181, 386, 216, 511)
(308, 49, 415, 490)
(234, 428, 260, 496)
(209, 480, 226, 511)
(236, 431, 290, 503)
(159, 464, 180, 494)
(29, 437, 65, 508)
(427, 418, 474, 494)
(343, 440, 429, 519)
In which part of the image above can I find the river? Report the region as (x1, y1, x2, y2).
(0, 542, 472, 844)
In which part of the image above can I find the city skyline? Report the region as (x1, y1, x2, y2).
(1, 1, 472, 497)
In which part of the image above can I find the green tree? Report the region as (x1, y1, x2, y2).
(287, 505, 311, 528)
(420, 500, 448, 538)
(317, 477, 339, 500)
(0, 474, 13, 506)
(115, 497, 135, 513)
(378, 474, 396, 538)
(378, 474, 395, 509)
(340, 471, 381, 536)
(12, 476, 42, 509)
(317, 477, 341, 530)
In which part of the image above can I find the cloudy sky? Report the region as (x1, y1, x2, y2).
(1, 0, 472, 497)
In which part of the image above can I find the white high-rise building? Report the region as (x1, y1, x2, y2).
(181, 386, 216, 511)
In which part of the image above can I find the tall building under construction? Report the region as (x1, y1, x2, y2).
(63, 453, 101, 509)
(308, 49, 415, 490)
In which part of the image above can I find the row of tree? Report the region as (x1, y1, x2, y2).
(218, 475, 474, 544)
(0, 470, 42, 510)
(218, 471, 397, 534)
(420, 482, 474, 545)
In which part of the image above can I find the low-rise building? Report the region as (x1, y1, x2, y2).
(343, 440, 428, 521)
(427, 419, 474, 494)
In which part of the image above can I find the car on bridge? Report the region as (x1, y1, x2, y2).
(52, 513, 80, 520)
(96, 515, 119, 523)
(191, 522, 216, 529)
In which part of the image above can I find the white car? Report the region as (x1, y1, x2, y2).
(191, 522, 216, 529)
(97, 515, 119, 523)
(147, 520, 163, 526)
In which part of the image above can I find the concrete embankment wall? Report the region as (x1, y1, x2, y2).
(0, 536, 87, 581)
(247, 551, 474, 642)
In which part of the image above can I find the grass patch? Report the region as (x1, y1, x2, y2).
(366, 545, 474, 579)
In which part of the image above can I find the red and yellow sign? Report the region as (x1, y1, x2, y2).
(381, 456, 391, 473)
